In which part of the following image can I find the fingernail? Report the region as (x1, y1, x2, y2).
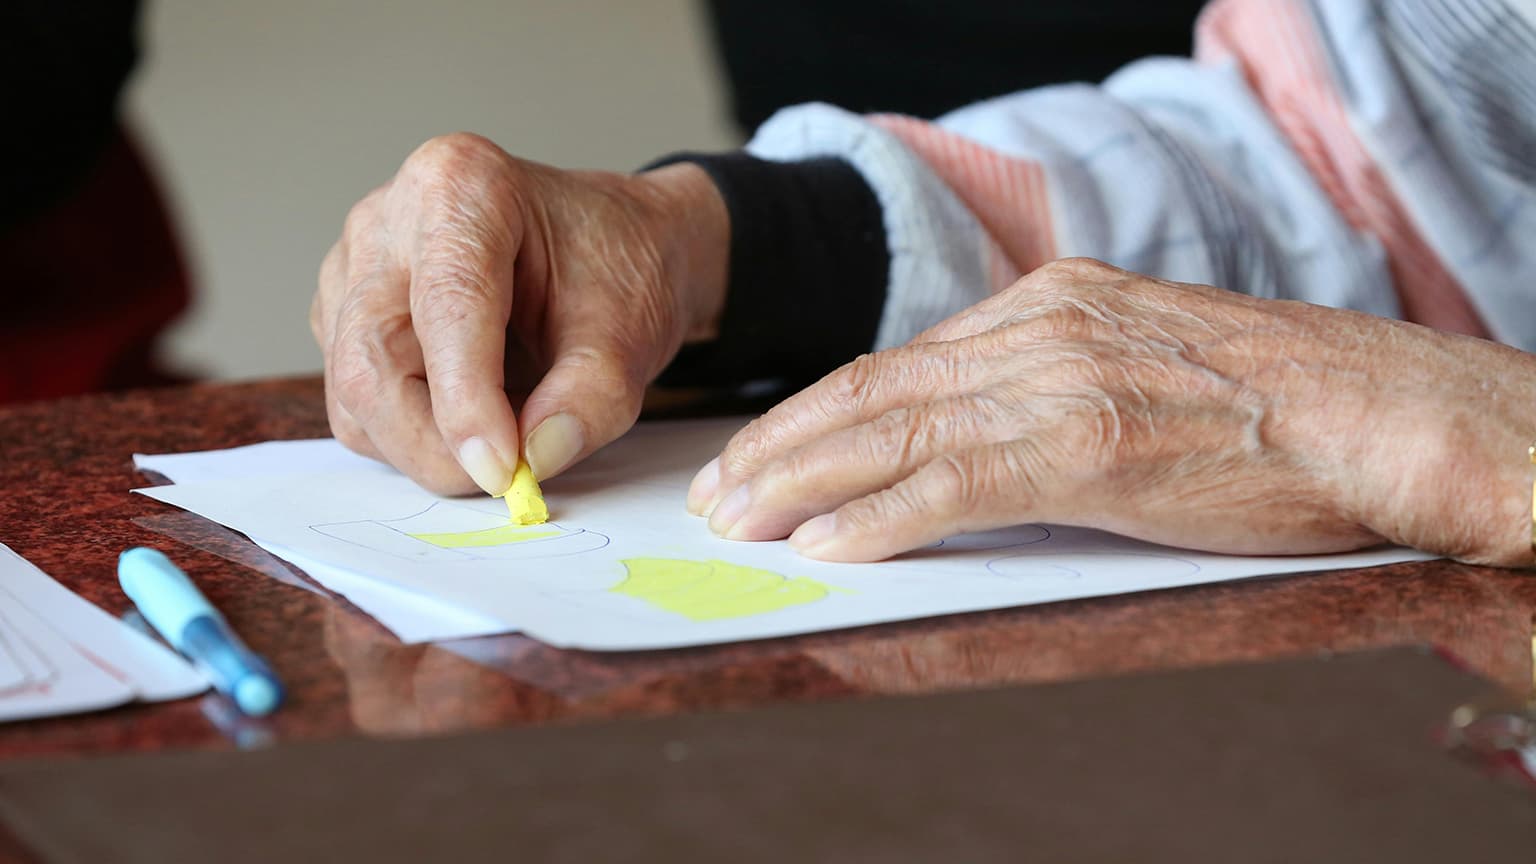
(789, 513, 838, 554)
(686, 458, 720, 515)
(525, 413, 583, 480)
(458, 436, 515, 496)
(708, 484, 751, 536)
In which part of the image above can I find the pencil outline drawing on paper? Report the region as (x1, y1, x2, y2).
(895, 523, 1204, 583)
(929, 524, 1052, 551)
(310, 502, 609, 562)
(883, 525, 1202, 585)
(985, 550, 1201, 582)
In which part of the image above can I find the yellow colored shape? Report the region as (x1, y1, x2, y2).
(410, 524, 561, 548)
(612, 557, 831, 621)
(503, 458, 548, 525)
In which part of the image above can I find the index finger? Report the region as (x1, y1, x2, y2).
(692, 339, 990, 514)
(408, 220, 523, 497)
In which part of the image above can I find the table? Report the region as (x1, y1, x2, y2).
(1, 378, 1533, 759)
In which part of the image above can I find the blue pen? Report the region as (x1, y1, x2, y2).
(118, 547, 284, 717)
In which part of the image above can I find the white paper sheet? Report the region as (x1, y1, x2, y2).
(0, 543, 207, 722)
(136, 443, 513, 642)
(136, 419, 1435, 651)
(0, 545, 208, 700)
(136, 439, 390, 484)
(0, 613, 33, 692)
(252, 540, 511, 642)
(0, 599, 136, 722)
(0, 606, 54, 689)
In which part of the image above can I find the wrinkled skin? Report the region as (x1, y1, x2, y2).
(688, 259, 1536, 567)
(317, 137, 1536, 568)
(311, 133, 726, 496)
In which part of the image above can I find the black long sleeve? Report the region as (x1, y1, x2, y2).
(648, 152, 890, 390)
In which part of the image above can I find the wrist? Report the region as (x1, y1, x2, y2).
(631, 162, 729, 345)
(1344, 336, 1536, 567)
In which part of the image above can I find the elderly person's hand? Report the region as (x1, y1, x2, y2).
(312, 134, 727, 495)
(691, 259, 1536, 568)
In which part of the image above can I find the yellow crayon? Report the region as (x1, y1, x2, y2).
(502, 457, 549, 526)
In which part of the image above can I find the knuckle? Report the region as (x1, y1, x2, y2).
(828, 352, 885, 408)
(425, 371, 479, 419)
(838, 484, 914, 535)
(341, 189, 390, 248)
(341, 267, 394, 309)
(719, 386, 829, 481)
(865, 475, 931, 527)
(1048, 256, 1120, 281)
(318, 241, 343, 287)
(408, 132, 503, 179)
(930, 452, 984, 516)
(1030, 258, 1081, 291)
(331, 315, 412, 406)
(1025, 258, 1123, 308)
(369, 308, 419, 361)
(412, 265, 497, 326)
(835, 498, 882, 535)
(343, 196, 376, 235)
(561, 346, 643, 410)
(719, 422, 776, 481)
(331, 356, 379, 412)
(867, 408, 926, 468)
(1028, 298, 1100, 339)
(918, 341, 978, 388)
(719, 408, 805, 482)
(748, 453, 805, 506)
(929, 444, 1027, 519)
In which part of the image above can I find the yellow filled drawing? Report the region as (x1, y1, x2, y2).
(612, 557, 831, 621)
(410, 524, 561, 548)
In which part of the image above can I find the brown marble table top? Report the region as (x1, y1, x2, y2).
(1, 377, 1533, 758)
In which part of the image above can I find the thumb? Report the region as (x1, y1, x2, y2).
(518, 339, 647, 480)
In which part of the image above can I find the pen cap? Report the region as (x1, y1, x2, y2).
(118, 546, 219, 648)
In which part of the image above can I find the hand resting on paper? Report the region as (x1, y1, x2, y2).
(688, 259, 1536, 568)
(311, 134, 728, 496)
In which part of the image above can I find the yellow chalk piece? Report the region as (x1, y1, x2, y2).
(503, 458, 548, 525)
(611, 557, 831, 621)
(410, 524, 561, 549)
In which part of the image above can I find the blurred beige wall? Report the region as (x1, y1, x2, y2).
(127, 0, 738, 380)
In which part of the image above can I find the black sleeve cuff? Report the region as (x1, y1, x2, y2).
(645, 151, 890, 390)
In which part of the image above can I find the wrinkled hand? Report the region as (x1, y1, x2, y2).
(689, 259, 1536, 567)
(313, 134, 726, 495)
